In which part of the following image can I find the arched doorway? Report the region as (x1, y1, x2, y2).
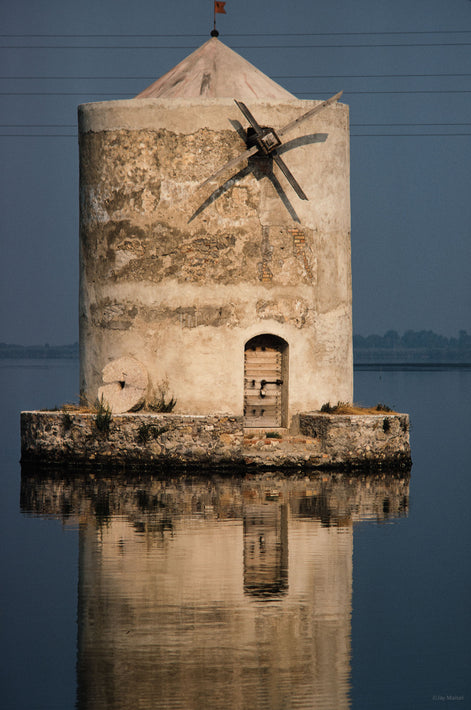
(244, 334, 288, 428)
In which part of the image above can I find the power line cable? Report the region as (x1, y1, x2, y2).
(1, 30, 471, 37)
(354, 122, 471, 126)
(351, 133, 471, 136)
(2, 89, 471, 96)
(2, 42, 471, 49)
(1, 132, 470, 137)
(0, 133, 78, 137)
(1, 72, 471, 79)
(2, 122, 471, 128)
(275, 73, 471, 79)
(2, 125, 471, 137)
(2, 122, 470, 128)
(297, 90, 471, 94)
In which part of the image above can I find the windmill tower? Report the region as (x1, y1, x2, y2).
(78, 37, 352, 428)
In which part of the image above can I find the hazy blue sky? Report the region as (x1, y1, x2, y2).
(1, 0, 470, 344)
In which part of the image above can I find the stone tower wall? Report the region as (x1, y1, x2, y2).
(78, 98, 352, 420)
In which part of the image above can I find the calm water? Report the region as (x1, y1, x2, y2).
(0, 360, 470, 710)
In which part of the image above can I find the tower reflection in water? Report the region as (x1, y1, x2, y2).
(21, 470, 410, 710)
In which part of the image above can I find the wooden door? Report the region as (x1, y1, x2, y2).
(244, 341, 283, 427)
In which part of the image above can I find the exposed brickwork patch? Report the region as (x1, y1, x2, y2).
(289, 227, 314, 280)
(258, 226, 274, 283)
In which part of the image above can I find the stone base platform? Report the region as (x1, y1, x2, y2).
(20, 410, 411, 473)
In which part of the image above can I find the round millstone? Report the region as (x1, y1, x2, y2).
(98, 357, 148, 414)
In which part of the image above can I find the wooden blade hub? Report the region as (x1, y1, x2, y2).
(246, 126, 281, 155)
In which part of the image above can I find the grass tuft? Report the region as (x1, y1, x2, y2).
(146, 377, 177, 413)
(376, 403, 393, 412)
(94, 396, 112, 435)
(320, 401, 397, 415)
(61, 410, 73, 430)
(136, 422, 168, 444)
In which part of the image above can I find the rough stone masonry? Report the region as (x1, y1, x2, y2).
(21, 411, 411, 472)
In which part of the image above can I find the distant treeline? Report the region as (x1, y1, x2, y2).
(0, 342, 79, 359)
(354, 329, 471, 363)
(1, 330, 470, 363)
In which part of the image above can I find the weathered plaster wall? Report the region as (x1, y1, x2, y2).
(21, 411, 411, 471)
(79, 99, 352, 422)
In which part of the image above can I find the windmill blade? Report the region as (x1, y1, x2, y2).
(234, 100, 264, 134)
(199, 144, 259, 189)
(277, 91, 343, 138)
(272, 154, 308, 200)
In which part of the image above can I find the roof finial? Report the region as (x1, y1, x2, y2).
(212, 1, 226, 36)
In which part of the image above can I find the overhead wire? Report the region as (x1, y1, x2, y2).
(1, 133, 470, 137)
(2, 122, 470, 128)
(1, 89, 470, 95)
(1, 72, 470, 79)
(1, 29, 471, 36)
(1, 42, 471, 49)
(2, 120, 471, 137)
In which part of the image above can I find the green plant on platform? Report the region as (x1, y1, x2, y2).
(320, 401, 396, 415)
(147, 378, 177, 413)
(321, 401, 349, 413)
(376, 403, 393, 412)
(61, 409, 73, 430)
(137, 422, 168, 444)
(152, 425, 168, 439)
(266, 431, 282, 439)
(137, 422, 152, 444)
(94, 396, 112, 435)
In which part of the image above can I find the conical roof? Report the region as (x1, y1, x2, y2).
(135, 37, 295, 100)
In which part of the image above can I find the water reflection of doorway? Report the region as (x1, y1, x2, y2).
(243, 502, 288, 599)
(244, 334, 288, 428)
